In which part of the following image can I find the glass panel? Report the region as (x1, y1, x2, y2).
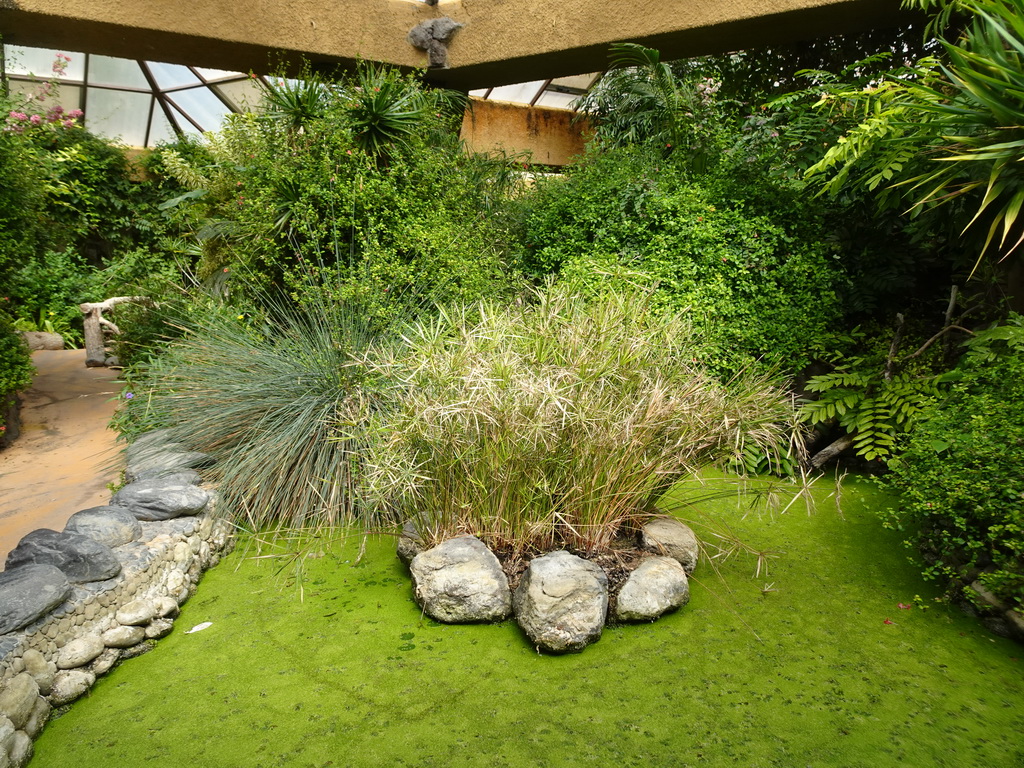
(550, 74, 600, 91)
(3, 45, 86, 80)
(84, 88, 151, 146)
(146, 102, 178, 147)
(534, 91, 578, 110)
(7, 82, 82, 117)
(486, 81, 546, 104)
(195, 67, 240, 81)
(147, 62, 200, 89)
(170, 104, 204, 137)
(212, 79, 263, 112)
(168, 88, 232, 131)
(87, 55, 148, 89)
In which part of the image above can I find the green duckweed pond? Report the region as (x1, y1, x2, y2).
(31, 476, 1024, 767)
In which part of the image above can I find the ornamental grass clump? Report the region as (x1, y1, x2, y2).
(133, 291, 393, 533)
(364, 284, 794, 555)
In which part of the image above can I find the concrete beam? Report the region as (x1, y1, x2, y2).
(436, 0, 913, 90)
(0, 0, 425, 74)
(0, 0, 910, 88)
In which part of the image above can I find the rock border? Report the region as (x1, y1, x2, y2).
(0, 431, 233, 767)
(402, 516, 699, 654)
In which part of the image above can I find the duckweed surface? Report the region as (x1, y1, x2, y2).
(32, 478, 1024, 767)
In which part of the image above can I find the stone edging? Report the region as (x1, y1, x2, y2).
(0, 431, 232, 768)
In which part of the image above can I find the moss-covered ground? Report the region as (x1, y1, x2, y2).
(32, 476, 1024, 767)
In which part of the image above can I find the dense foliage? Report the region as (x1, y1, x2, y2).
(158, 66, 521, 324)
(0, 311, 34, 435)
(794, 0, 1024, 271)
(514, 146, 851, 375)
(0, 54, 189, 343)
(883, 317, 1024, 610)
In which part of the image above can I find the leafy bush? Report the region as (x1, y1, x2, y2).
(515, 147, 850, 375)
(800, 365, 945, 462)
(0, 311, 34, 436)
(796, 0, 1024, 269)
(363, 284, 794, 555)
(883, 316, 1024, 610)
(158, 65, 519, 324)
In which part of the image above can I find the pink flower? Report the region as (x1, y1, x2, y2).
(883, 618, 894, 625)
(898, 603, 912, 610)
(29, 115, 42, 126)
(62, 119, 75, 128)
(68, 109, 83, 119)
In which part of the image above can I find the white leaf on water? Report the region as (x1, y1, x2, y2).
(184, 622, 213, 634)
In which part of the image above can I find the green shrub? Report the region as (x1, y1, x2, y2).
(883, 316, 1024, 610)
(0, 311, 35, 436)
(157, 65, 519, 325)
(515, 147, 850, 375)
(363, 283, 794, 555)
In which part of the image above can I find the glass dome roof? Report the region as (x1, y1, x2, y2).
(2, 45, 265, 148)
(2, 44, 597, 148)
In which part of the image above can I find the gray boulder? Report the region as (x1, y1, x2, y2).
(56, 634, 105, 669)
(0, 673, 38, 729)
(513, 550, 608, 653)
(9, 729, 32, 768)
(49, 669, 95, 706)
(397, 520, 425, 566)
(410, 535, 511, 623)
(0, 565, 71, 634)
(63, 506, 142, 547)
(640, 517, 700, 574)
(5, 530, 120, 584)
(130, 468, 202, 485)
(124, 429, 211, 483)
(614, 556, 690, 622)
(89, 648, 121, 676)
(20, 332, 63, 351)
(116, 598, 158, 626)
(21, 650, 55, 695)
(102, 625, 145, 648)
(0, 714, 13, 758)
(23, 696, 50, 739)
(125, 450, 211, 484)
(111, 480, 210, 521)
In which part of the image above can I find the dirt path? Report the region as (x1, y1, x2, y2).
(0, 350, 123, 562)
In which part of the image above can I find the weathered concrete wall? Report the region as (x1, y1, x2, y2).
(460, 98, 590, 167)
(1, 0, 910, 89)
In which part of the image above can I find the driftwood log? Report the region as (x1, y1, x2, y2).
(78, 297, 151, 367)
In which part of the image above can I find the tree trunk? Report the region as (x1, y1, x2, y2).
(78, 296, 151, 368)
(809, 433, 855, 470)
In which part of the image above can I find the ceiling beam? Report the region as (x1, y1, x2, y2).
(0, 0, 915, 90)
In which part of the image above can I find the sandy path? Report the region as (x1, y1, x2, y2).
(0, 350, 123, 562)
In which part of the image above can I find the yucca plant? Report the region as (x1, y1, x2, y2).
(362, 283, 794, 556)
(261, 73, 333, 133)
(343, 65, 450, 159)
